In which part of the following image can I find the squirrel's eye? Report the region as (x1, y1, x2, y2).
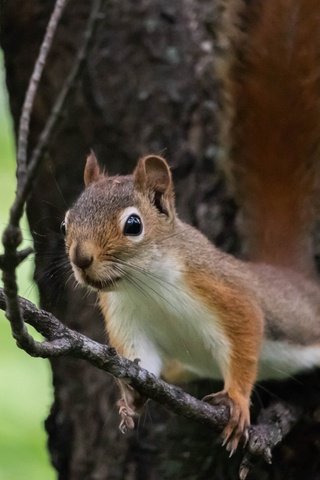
(123, 214, 142, 236)
(60, 220, 67, 236)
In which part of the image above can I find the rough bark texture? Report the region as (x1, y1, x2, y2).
(2, 1, 320, 478)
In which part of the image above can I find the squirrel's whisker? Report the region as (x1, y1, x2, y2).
(109, 255, 188, 295)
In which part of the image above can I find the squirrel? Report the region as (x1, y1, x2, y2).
(63, 0, 320, 455)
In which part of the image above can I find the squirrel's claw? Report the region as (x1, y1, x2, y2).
(203, 389, 249, 453)
(117, 398, 136, 434)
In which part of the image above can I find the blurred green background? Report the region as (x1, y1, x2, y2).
(0, 53, 55, 479)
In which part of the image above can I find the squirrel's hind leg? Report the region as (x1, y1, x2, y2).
(116, 379, 146, 434)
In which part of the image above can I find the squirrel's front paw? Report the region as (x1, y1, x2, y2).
(117, 398, 136, 434)
(203, 389, 250, 456)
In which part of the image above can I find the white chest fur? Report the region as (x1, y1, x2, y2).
(104, 257, 230, 379)
(102, 257, 320, 383)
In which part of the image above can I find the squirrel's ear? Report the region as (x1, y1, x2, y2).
(134, 155, 175, 218)
(84, 151, 102, 187)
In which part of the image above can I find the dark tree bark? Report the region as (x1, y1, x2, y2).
(2, 1, 320, 479)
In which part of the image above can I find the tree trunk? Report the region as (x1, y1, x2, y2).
(2, 1, 320, 478)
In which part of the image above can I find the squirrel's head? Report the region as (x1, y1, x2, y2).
(64, 152, 176, 291)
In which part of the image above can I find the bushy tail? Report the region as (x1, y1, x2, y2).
(214, 0, 320, 276)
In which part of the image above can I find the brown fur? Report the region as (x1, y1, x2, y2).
(216, 0, 320, 275)
(185, 269, 263, 444)
(161, 360, 199, 384)
(186, 270, 262, 396)
(84, 151, 102, 186)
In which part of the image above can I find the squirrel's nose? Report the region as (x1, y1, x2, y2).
(71, 243, 93, 270)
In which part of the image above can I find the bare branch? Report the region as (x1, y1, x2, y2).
(0, 287, 229, 427)
(0, 247, 33, 270)
(17, 0, 69, 186)
(1, 0, 102, 355)
(239, 403, 301, 479)
(0, 286, 300, 464)
(24, 0, 103, 216)
(10, 0, 102, 229)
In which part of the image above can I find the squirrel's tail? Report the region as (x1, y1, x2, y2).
(215, 0, 320, 276)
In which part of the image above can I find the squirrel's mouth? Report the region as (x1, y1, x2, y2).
(84, 275, 122, 291)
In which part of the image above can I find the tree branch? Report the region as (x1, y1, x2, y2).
(1, 0, 102, 355)
(2, 0, 70, 355)
(0, 287, 229, 428)
(0, 287, 300, 463)
(25, 0, 103, 214)
(17, 0, 69, 186)
(10, 0, 102, 229)
(0, 247, 33, 270)
(239, 402, 302, 479)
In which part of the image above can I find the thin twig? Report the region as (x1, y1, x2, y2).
(1, 0, 102, 355)
(0, 247, 33, 270)
(21, 0, 103, 222)
(10, 0, 102, 228)
(17, 0, 69, 185)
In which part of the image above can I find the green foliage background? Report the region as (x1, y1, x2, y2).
(0, 55, 55, 479)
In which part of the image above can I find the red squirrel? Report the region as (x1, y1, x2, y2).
(63, 0, 320, 454)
